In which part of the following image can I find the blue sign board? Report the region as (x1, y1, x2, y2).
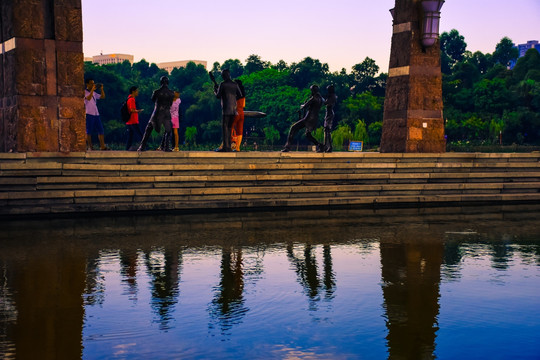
(348, 141, 363, 152)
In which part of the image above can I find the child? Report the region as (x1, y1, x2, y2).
(170, 90, 182, 151)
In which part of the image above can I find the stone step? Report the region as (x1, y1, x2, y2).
(1, 151, 540, 216)
(2, 182, 539, 203)
(3, 191, 540, 216)
(2, 151, 540, 165)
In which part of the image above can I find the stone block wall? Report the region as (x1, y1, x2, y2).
(380, 0, 446, 153)
(0, 0, 85, 152)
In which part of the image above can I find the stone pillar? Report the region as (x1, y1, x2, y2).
(380, 0, 446, 153)
(0, 0, 85, 153)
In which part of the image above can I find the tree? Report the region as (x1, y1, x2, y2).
(185, 126, 198, 147)
(341, 92, 383, 130)
(272, 60, 288, 72)
(331, 125, 353, 150)
(512, 48, 540, 82)
(368, 121, 383, 146)
(492, 37, 519, 68)
(353, 120, 369, 143)
(221, 59, 244, 78)
(473, 78, 514, 115)
(351, 57, 380, 93)
(289, 57, 329, 89)
(244, 54, 268, 75)
(263, 125, 280, 146)
(440, 29, 467, 74)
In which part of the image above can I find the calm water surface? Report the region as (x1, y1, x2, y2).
(1, 206, 539, 359)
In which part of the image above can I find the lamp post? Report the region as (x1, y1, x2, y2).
(420, 0, 445, 47)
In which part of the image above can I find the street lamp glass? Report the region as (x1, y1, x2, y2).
(421, 0, 445, 47)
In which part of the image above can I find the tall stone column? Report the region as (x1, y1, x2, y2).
(380, 0, 446, 153)
(0, 0, 85, 153)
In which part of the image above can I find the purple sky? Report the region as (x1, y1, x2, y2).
(82, 0, 540, 73)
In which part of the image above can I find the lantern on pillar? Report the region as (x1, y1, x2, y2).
(420, 0, 445, 47)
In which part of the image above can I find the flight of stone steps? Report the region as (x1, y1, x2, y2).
(1, 151, 539, 216)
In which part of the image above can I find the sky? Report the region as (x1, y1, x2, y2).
(82, 0, 540, 73)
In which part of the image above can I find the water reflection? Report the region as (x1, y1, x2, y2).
(287, 244, 336, 308)
(380, 231, 443, 359)
(209, 247, 248, 334)
(0, 205, 539, 359)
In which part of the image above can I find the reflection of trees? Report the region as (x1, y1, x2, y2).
(0, 263, 16, 358)
(144, 248, 182, 331)
(120, 250, 139, 301)
(380, 238, 443, 360)
(208, 247, 248, 334)
(84, 250, 106, 306)
(287, 244, 336, 309)
(442, 233, 540, 278)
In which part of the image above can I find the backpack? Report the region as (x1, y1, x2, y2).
(120, 100, 131, 123)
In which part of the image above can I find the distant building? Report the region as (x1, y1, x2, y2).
(92, 53, 134, 65)
(517, 40, 539, 57)
(84, 57, 93, 62)
(510, 40, 539, 68)
(157, 60, 207, 73)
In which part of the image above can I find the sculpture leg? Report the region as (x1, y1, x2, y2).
(324, 127, 332, 153)
(163, 132, 172, 152)
(137, 122, 154, 152)
(306, 131, 323, 152)
(218, 115, 234, 152)
(282, 120, 305, 151)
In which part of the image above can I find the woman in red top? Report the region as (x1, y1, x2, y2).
(231, 80, 246, 151)
(125, 86, 144, 150)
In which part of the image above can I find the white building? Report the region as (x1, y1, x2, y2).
(92, 53, 134, 65)
(157, 60, 207, 73)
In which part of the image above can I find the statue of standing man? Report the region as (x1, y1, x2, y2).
(138, 76, 175, 152)
(214, 69, 242, 152)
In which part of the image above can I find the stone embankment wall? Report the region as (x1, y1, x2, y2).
(1, 152, 539, 216)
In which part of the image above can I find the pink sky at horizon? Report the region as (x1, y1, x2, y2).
(82, 0, 540, 73)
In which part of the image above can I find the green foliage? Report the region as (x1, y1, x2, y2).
(263, 125, 280, 145)
(353, 120, 369, 143)
(312, 128, 324, 144)
(185, 126, 198, 147)
(440, 29, 467, 74)
(367, 121, 382, 146)
(332, 125, 353, 150)
(492, 37, 519, 67)
(341, 92, 383, 130)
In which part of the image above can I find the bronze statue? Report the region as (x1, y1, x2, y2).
(138, 76, 175, 152)
(281, 84, 323, 152)
(213, 69, 242, 152)
(323, 85, 337, 153)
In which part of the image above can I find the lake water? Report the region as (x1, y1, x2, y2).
(1, 205, 539, 359)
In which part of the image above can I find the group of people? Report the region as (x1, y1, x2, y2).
(84, 70, 336, 153)
(84, 76, 182, 152)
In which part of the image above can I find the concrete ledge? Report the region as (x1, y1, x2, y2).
(1, 151, 540, 216)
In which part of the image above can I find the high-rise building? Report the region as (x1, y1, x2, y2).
(510, 40, 538, 69)
(157, 60, 207, 73)
(516, 40, 539, 57)
(92, 53, 134, 65)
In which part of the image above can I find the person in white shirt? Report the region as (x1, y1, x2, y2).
(84, 78, 110, 150)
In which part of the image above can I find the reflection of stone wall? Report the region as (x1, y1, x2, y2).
(0, 0, 85, 152)
(380, 0, 446, 153)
